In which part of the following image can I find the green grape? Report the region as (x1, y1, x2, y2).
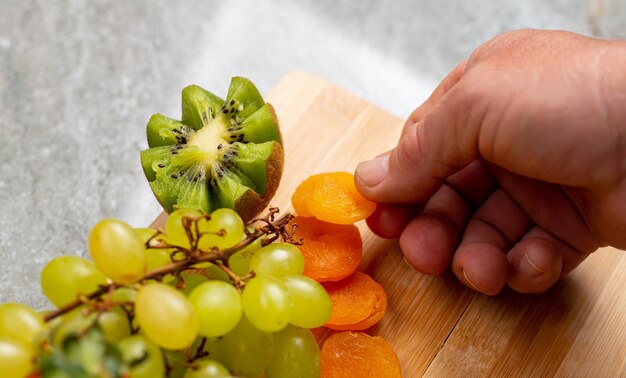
(267, 326, 320, 378)
(166, 209, 204, 248)
(204, 337, 227, 366)
(0, 303, 46, 348)
(221, 317, 273, 376)
(89, 219, 147, 284)
(249, 242, 304, 277)
(119, 335, 165, 378)
(167, 272, 209, 296)
(188, 281, 242, 337)
(184, 359, 231, 378)
(198, 209, 244, 251)
(112, 287, 138, 303)
(163, 350, 188, 378)
(183, 272, 210, 295)
(228, 236, 266, 277)
(282, 275, 331, 328)
(134, 228, 176, 279)
(192, 261, 213, 269)
(41, 255, 107, 308)
(135, 283, 198, 349)
(98, 307, 131, 342)
(178, 336, 227, 367)
(0, 338, 32, 378)
(51, 309, 97, 347)
(135, 228, 176, 271)
(204, 264, 231, 282)
(39, 311, 62, 344)
(134, 227, 160, 244)
(145, 248, 174, 270)
(241, 275, 289, 332)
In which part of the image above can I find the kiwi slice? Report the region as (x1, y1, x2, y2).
(140, 77, 284, 221)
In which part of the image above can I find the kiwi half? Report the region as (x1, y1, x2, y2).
(140, 77, 284, 221)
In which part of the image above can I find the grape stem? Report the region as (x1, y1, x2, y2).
(43, 210, 295, 323)
(192, 337, 209, 360)
(216, 262, 245, 288)
(44, 287, 109, 322)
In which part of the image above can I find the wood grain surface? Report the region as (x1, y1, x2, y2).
(151, 71, 626, 377)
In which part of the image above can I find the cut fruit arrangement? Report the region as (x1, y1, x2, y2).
(0, 79, 401, 378)
(140, 77, 283, 222)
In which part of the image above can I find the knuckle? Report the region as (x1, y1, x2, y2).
(395, 123, 424, 168)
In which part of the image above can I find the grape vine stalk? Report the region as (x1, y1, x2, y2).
(44, 208, 298, 323)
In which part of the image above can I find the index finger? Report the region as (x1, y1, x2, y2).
(401, 59, 468, 140)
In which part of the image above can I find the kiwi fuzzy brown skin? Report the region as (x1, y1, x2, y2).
(233, 142, 284, 221)
(265, 103, 283, 146)
(141, 77, 285, 222)
(242, 103, 285, 220)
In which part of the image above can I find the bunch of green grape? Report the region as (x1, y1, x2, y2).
(0, 208, 331, 378)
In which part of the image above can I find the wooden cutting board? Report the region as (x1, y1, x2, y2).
(151, 71, 626, 377)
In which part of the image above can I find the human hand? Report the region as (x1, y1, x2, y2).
(355, 29, 626, 294)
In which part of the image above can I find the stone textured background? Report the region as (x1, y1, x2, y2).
(0, 0, 623, 308)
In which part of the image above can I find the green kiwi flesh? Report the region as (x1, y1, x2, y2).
(146, 114, 193, 148)
(140, 77, 284, 221)
(181, 85, 224, 131)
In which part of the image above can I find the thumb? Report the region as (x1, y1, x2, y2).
(355, 76, 480, 204)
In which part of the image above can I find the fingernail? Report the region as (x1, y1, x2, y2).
(356, 155, 389, 187)
(462, 270, 482, 292)
(520, 254, 544, 276)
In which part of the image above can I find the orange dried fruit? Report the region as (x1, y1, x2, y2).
(292, 172, 376, 224)
(327, 284, 387, 331)
(320, 331, 402, 378)
(292, 216, 362, 282)
(322, 272, 387, 330)
(323, 277, 377, 325)
(291, 176, 315, 217)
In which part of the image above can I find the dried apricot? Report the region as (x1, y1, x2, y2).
(292, 216, 362, 282)
(291, 176, 315, 217)
(327, 284, 387, 331)
(322, 272, 387, 330)
(292, 172, 376, 224)
(320, 331, 402, 378)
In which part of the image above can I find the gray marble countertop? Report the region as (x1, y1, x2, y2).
(1, 0, 623, 309)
